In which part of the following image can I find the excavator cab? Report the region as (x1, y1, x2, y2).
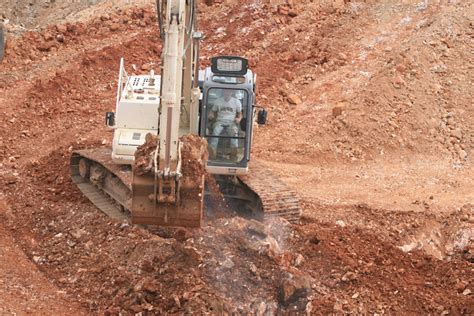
(200, 56, 259, 176)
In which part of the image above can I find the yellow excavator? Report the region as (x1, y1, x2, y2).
(70, 0, 301, 227)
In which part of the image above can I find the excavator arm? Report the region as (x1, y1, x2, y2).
(156, 0, 201, 179)
(130, 0, 205, 227)
(158, 0, 186, 178)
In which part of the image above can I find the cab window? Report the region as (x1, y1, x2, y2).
(205, 88, 248, 163)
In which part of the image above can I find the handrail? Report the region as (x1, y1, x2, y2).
(116, 58, 135, 106)
(115, 58, 124, 108)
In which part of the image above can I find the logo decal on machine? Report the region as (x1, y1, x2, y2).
(132, 133, 141, 140)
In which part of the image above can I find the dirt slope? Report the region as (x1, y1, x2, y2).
(0, 200, 87, 314)
(233, 0, 474, 163)
(0, 0, 473, 314)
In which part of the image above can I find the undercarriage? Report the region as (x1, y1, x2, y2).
(71, 148, 301, 226)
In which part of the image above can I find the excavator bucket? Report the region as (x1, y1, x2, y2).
(131, 172, 204, 227)
(131, 134, 207, 227)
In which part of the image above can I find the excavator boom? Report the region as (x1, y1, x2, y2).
(131, 0, 204, 226)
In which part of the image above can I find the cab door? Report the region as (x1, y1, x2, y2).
(201, 86, 251, 169)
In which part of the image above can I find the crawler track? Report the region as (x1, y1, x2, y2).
(71, 149, 301, 225)
(70, 148, 132, 221)
(239, 160, 302, 223)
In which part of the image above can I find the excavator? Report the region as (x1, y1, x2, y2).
(70, 0, 301, 227)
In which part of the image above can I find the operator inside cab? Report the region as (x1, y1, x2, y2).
(207, 89, 243, 160)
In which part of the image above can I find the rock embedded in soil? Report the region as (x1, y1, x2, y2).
(4, 174, 17, 185)
(278, 272, 312, 307)
(43, 31, 54, 41)
(142, 278, 160, 293)
(109, 23, 121, 31)
(56, 24, 68, 34)
(278, 6, 290, 15)
(450, 128, 462, 139)
(332, 106, 343, 117)
(246, 219, 268, 238)
(341, 271, 358, 282)
(288, 10, 298, 18)
(287, 94, 302, 105)
(294, 253, 305, 267)
(56, 34, 65, 43)
(37, 40, 56, 52)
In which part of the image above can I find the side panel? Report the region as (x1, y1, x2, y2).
(112, 129, 158, 164)
(116, 100, 160, 130)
